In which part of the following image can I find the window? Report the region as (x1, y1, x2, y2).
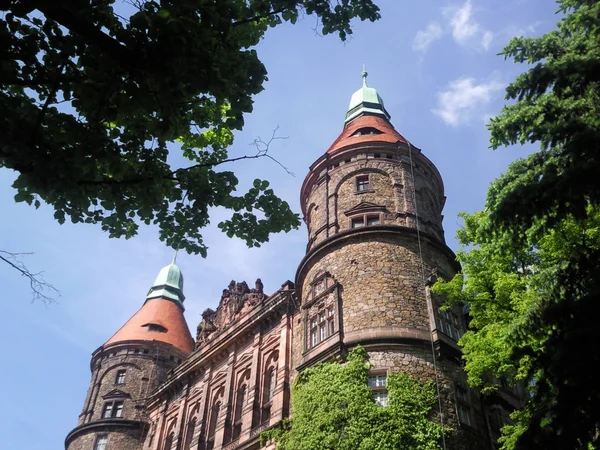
(456, 388, 472, 426)
(102, 403, 112, 418)
(368, 374, 388, 407)
(94, 435, 108, 450)
(372, 391, 389, 407)
(308, 307, 337, 349)
(327, 307, 335, 336)
(164, 432, 174, 450)
(351, 214, 381, 228)
(437, 308, 462, 341)
(115, 370, 126, 385)
(318, 312, 326, 341)
(366, 215, 380, 226)
(356, 176, 369, 192)
(232, 386, 246, 440)
(351, 217, 365, 228)
(261, 369, 275, 424)
(183, 418, 196, 450)
(310, 319, 318, 347)
(458, 404, 471, 426)
(144, 323, 167, 333)
(207, 402, 221, 443)
(102, 401, 124, 419)
(368, 375, 387, 388)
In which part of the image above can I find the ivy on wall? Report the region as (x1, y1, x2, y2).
(262, 347, 446, 450)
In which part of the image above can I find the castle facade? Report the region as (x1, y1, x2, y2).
(65, 74, 521, 450)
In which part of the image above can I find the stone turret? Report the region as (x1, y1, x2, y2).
(65, 259, 194, 450)
(293, 73, 488, 449)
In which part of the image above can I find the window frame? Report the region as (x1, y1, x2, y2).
(368, 372, 389, 407)
(456, 387, 473, 427)
(355, 175, 370, 193)
(115, 369, 126, 385)
(102, 400, 124, 419)
(94, 434, 108, 450)
(350, 213, 382, 229)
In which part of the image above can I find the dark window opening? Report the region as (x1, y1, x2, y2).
(115, 369, 126, 385)
(352, 127, 382, 136)
(94, 435, 108, 450)
(351, 214, 381, 228)
(102, 401, 124, 419)
(143, 323, 168, 333)
(356, 176, 369, 192)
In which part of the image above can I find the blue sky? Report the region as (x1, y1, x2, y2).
(1, 1, 558, 448)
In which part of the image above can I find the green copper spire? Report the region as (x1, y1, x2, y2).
(146, 255, 185, 307)
(344, 67, 391, 126)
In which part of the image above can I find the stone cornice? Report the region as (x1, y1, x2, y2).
(295, 225, 461, 299)
(64, 419, 145, 448)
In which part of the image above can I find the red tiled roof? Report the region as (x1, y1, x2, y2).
(327, 115, 407, 154)
(104, 298, 194, 354)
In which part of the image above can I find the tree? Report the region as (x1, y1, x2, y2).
(434, 1, 600, 447)
(433, 209, 600, 449)
(262, 347, 446, 450)
(0, 0, 381, 257)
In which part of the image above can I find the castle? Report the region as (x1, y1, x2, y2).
(65, 73, 521, 450)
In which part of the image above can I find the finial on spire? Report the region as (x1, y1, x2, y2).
(362, 64, 368, 87)
(172, 250, 178, 265)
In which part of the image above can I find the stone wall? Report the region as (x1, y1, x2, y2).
(302, 143, 447, 252)
(66, 342, 183, 450)
(143, 288, 295, 450)
(67, 426, 145, 450)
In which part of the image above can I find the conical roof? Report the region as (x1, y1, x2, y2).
(327, 71, 407, 154)
(103, 258, 194, 354)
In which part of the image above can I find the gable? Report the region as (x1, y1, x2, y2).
(344, 202, 387, 216)
(102, 389, 132, 400)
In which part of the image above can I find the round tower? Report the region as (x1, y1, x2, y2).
(293, 72, 486, 448)
(66, 258, 194, 450)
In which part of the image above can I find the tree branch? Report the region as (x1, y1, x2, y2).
(232, 8, 286, 27)
(34, 3, 134, 67)
(0, 250, 59, 303)
(75, 126, 294, 185)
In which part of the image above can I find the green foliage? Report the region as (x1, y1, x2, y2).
(434, 208, 600, 450)
(262, 347, 445, 450)
(487, 0, 600, 239)
(432, 1, 600, 448)
(0, 0, 381, 255)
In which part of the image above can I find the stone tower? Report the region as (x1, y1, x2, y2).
(65, 259, 194, 450)
(292, 72, 487, 448)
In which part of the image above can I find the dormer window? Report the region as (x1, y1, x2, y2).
(142, 323, 167, 333)
(352, 127, 382, 136)
(356, 176, 370, 192)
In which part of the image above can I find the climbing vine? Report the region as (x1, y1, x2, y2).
(262, 347, 446, 450)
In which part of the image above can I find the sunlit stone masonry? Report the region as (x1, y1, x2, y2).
(65, 72, 522, 450)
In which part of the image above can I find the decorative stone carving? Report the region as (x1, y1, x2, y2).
(195, 280, 267, 348)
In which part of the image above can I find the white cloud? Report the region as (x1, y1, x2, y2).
(481, 31, 493, 51)
(432, 76, 504, 127)
(443, 0, 493, 51)
(413, 22, 443, 52)
(445, 0, 479, 44)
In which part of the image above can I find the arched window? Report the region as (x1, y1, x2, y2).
(164, 432, 174, 450)
(232, 385, 246, 440)
(182, 417, 196, 450)
(206, 401, 221, 450)
(261, 368, 276, 424)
